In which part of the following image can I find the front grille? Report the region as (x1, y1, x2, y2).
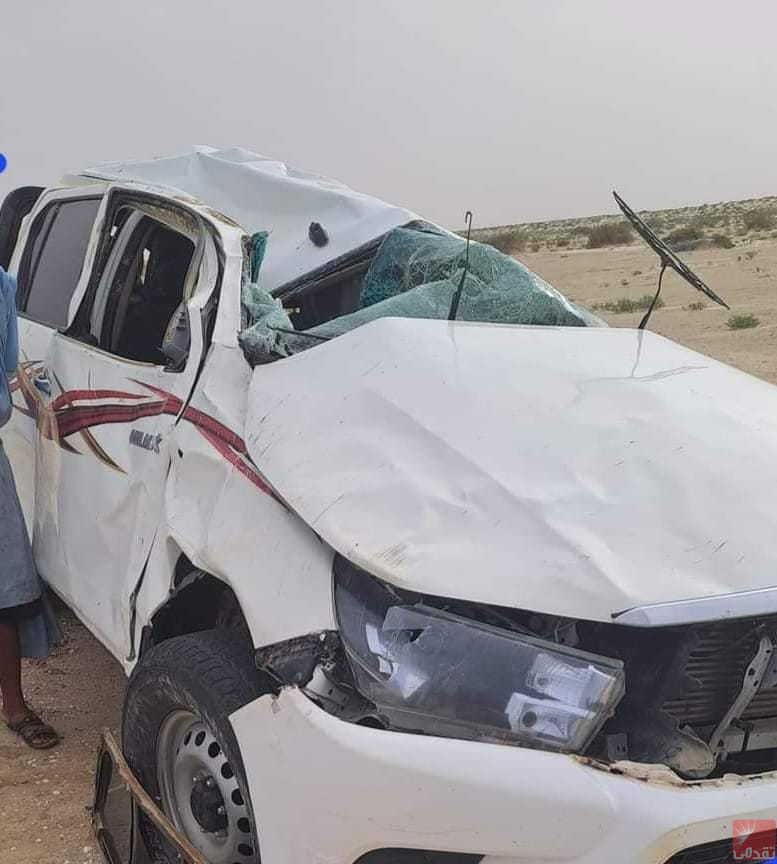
(748, 682, 777, 720)
(665, 832, 774, 863)
(661, 616, 777, 730)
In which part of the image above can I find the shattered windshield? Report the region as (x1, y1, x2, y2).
(239, 224, 602, 365)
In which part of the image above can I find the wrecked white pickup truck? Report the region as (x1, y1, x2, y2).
(2, 147, 777, 864)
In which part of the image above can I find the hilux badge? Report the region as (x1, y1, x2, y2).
(129, 429, 162, 454)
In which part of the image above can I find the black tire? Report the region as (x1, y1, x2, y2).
(123, 628, 266, 863)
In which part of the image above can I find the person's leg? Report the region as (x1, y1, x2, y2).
(0, 615, 58, 748)
(0, 618, 28, 725)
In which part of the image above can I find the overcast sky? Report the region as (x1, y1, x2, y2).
(2, 1, 776, 227)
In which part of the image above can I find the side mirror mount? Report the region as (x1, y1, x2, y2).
(0, 185, 44, 270)
(161, 303, 190, 371)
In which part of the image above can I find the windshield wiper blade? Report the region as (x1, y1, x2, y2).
(613, 191, 730, 323)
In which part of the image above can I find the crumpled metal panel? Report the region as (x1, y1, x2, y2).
(245, 317, 777, 623)
(80, 147, 417, 295)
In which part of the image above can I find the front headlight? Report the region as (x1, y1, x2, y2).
(334, 558, 625, 753)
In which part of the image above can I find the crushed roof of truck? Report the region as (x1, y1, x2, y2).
(79, 146, 601, 367)
(79, 146, 417, 293)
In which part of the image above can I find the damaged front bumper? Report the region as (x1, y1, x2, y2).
(230, 688, 777, 864)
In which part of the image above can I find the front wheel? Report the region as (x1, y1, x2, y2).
(122, 629, 264, 864)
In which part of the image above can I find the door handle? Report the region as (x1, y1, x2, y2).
(33, 373, 51, 396)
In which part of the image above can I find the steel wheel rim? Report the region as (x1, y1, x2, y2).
(156, 710, 256, 863)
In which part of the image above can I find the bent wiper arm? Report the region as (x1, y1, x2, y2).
(613, 190, 729, 311)
(448, 210, 473, 322)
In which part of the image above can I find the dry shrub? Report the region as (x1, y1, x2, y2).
(742, 208, 775, 232)
(586, 222, 632, 249)
(727, 314, 759, 330)
(479, 228, 528, 254)
(665, 225, 703, 245)
(594, 295, 664, 314)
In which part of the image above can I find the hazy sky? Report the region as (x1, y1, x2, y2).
(2, 1, 776, 227)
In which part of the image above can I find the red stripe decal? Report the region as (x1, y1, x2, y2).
(44, 401, 166, 440)
(14, 367, 276, 500)
(51, 389, 151, 410)
(198, 428, 275, 496)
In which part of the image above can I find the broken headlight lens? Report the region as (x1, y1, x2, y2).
(334, 558, 625, 753)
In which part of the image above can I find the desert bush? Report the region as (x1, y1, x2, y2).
(673, 240, 704, 252)
(620, 278, 629, 287)
(632, 269, 643, 276)
(665, 225, 703, 245)
(571, 225, 590, 236)
(586, 222, 632, 249)
(727, 314, 760, 330)
(686, 301, 705, 311)
(481, 228, 528, 254)
(556, 237, 570, 248)
(691, 213, 719, 230)
(593, 295, 665, 314)
(647, 217, 665, 233)
(742, 208, 775, 232)
(711, 233, 734, 249)
(745, 250, 758, 260)
(531, 242, 540, 253)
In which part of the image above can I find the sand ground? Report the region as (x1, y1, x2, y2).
(0, 607, 125, 864)
(526, 238, 777, 384)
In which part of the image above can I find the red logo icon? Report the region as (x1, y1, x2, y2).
(733, 820, 776, 861)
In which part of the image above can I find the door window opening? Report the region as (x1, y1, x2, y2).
(18, 197, 101, 329)
(102, 218, 195, 365)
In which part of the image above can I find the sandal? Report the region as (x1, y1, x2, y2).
(7, 712, 60, 749)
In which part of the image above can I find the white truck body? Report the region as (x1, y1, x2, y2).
(2, 147, 776, 864)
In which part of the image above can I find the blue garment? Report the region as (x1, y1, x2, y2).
(0, 438, 59, 658)
(0, 268, 19, 428)
(0, 267, 59, 657)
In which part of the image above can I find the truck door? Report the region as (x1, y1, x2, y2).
(34, 190, 222, 660)
(1, 187, 103, 528)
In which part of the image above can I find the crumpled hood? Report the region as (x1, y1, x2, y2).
(245, 317, 777, 622)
